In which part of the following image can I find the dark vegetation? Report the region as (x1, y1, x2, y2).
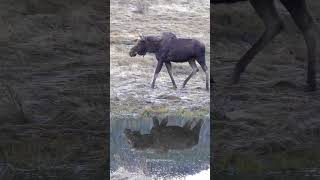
(0, 1, 108, 179)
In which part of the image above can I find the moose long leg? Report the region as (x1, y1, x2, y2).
(182, 60, 199, 88)
(183, 120, 194, 130)
(192, 119, 203, 143)
(280, 0, 318, 91)
(165, 62, 177, 89)
(200, 63, 209, 90)
(232, 0, 284, 83)
(151, 61, 163, 89)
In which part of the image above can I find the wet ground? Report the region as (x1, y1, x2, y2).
(110, 0, 210, 118)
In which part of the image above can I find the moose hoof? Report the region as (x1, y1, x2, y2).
(173, 85, 177, 89)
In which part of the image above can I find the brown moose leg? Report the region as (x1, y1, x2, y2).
(232, 0, 284, 83)
(182, 60, 199, 88)
(151, 61, 163, 89)
(280, 0, 318, 91)
(165, 62, 177, 89)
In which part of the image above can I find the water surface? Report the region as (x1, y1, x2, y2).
(110, 115, 210, 179)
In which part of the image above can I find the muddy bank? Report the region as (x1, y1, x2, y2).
(212, 1, 320, 173)
(0, 1, 107, 179)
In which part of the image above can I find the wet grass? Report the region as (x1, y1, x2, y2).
(140, 106, 208, 119)
(0, 0, 108, 179)
(215, 147, 320, 174)
(141, 106, 169, 117)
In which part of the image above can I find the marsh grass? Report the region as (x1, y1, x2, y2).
(140, 106, 208, 120)
(0, 0, 108, 179)
(142, 106, 169, 117)
(0, 135, 107, 179)
(1, 83, 28, 123)
(214, 148, 320, 175)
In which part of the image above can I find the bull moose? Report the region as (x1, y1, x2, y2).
(213, 0, 318, 91)
(129, 32, 209, 90)
(124, 117, 203, 153)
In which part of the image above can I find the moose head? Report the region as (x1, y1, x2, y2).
(129, 33, 148, 57)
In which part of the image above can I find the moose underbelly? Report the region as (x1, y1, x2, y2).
(151, 138, 194, 150)
(151, 131, 196, 149)
(165, 54, 196, 63)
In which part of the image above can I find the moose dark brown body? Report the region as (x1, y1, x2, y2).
(129, 32, 209, 90)
(124, 117, 203, 153)
(213, 0, 318, 91)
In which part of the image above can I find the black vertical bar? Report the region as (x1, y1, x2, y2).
(106, 0, 111, 179)
(210, 0, 215, 175)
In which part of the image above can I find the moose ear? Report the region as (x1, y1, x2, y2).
(124, 128, 131, 134)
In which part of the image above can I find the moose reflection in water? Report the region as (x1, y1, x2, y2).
(124, 117, 203, 153)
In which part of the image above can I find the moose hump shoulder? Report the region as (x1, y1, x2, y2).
(124, 117, 204, 153)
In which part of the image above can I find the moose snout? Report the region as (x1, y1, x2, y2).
(129, 51, 136, 57)
(124, 128, 131, 134)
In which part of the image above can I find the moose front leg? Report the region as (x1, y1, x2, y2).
(151, 61, 163, 89)
(232, 0, 283, 84)
(165, 62, 177, 89)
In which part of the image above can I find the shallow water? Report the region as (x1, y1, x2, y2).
(110, 116, 210, 179)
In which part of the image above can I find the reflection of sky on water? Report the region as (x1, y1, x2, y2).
(110, 115, 210, 179)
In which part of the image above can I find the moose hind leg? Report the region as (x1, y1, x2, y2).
(200, 63, 209, 91)
(280, 0, 317, 91)
(183, 60, 199, 88)
(192, 119, 203, 144)
(232, 0, 284, 83)
(165, 62, 177, 89)
(183, 120, 194, 130)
